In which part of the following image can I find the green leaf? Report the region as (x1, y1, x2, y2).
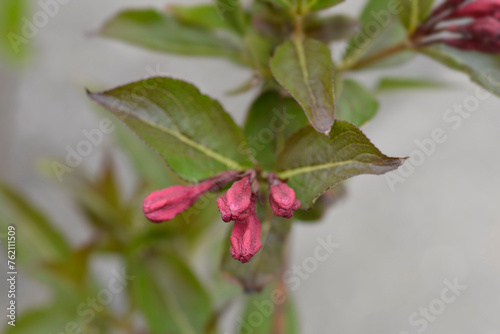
(375, 77, 446, 92)
(113, 111, 175, 188)
(237, 282, 299, 334)
(244, 32, 274, 72)
(99, 9, 244, 62)
(420, 44, 500, 97)
(169, 4, 233, 31)
(305, 14, 358, 44)
(88, 77, 253, 182)
(221, 213, 292, 292)
(244, 91, 308, 170)
(0, 0, 30, 62)
(0, 182, 71, 265)
(397, 0, 434, 32)
(270, 38, 336, 135)
(276, 122, 406, 208)
(336, 79, 379, 127)
(307, 0, 344, 11)
(215, 0, 248, 34)
(3, 306, 79, 334)
(342, 0, 412, 70)
(131, 251, 212, 334)
(265, 0, 293, 9)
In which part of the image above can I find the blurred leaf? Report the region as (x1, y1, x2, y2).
(45, 244, 93, 290)
(375, 77, 446, 92)
(244, 91, 308, 170)
(342, 0, 412, 70)
(305, 15, 358, 44)
(276, 122, 406, 208)
(244, 32, 274, 72)
(307, 0, 344, 11)
(237, 282, 299, 334)
(169, 4, 233, 31)
(270, 38, 335, 135)
(221, 211, 291, 293)
(215, 0, 248, 34)
(397, 0, 434, 32)
(0, 0, 30, 62)
(3, 306, 79, 334)
(294, 186, 346, 221)
(131, 250, 212, 334)
(88, 77, 253, 182)
(0, 182, 71, 265)
(100, 9, 244, 63)
(336, 79, 379, 127)
(420, 44, 500, 96)
(265, 0, 293, 9)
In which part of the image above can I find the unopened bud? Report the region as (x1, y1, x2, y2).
(268, 174, 301, 218)
(217, 175, 254, 222)
(143, 171, 239, 223)
(230, 210, 262, 263)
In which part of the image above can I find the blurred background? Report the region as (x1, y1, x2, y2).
(1, 0, 500, 333)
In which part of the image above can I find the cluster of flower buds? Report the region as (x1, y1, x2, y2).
(142, 170, 301, 263)
(415, 0, 500, 54)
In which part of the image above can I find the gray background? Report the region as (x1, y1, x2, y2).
(1, 0, 500, 333)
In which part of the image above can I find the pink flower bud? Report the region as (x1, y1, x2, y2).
(268, 176, 301, 218)
(217, 175, 253, 222)
(230, 210, 262, 263)
(450, 0, 500, 19)
(143, 171, 239, 223)
(444, 17, 500, 53)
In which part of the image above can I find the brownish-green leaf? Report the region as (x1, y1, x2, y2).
(99, 9, 244, 62)
(270, 38, 335, 135)
(221, 212, 291, 292)
(131, 251, 212, 334)
(276, 122, 406, 208)
(244, 91, 308, 170)
(305, 14, 358, 44)
(420, 44, 500, 96)
(88, 77, 253, 182)
(336, 79, 379, 127)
